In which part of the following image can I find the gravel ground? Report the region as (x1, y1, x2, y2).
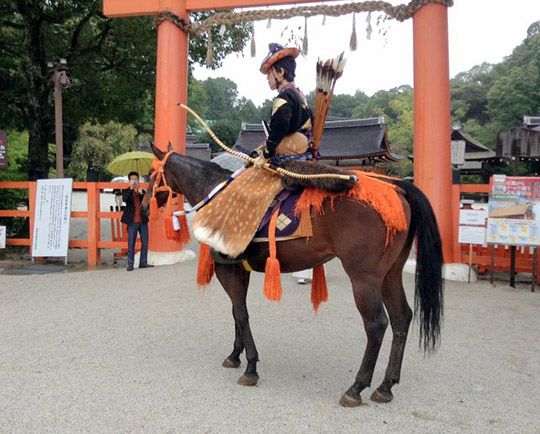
(0, 253, 538, 434)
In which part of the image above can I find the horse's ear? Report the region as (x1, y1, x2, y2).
(150, 141, 165, 160)
(167, 142, 174, 152)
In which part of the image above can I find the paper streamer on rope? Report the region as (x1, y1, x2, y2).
(250, 22, 256, 57)
(366, 11, 372, 40)
(350, 13, 357, 51)
(206, 29, 214, 67)
(302, 17, 308, 55)
(322, 14, 326, 25)
(266, 18, 272, 28)
(219, 24, 226, 36)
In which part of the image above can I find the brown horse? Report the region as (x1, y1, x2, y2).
(142, 143, 443, 407)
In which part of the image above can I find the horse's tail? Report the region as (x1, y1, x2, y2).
(394, 180, 444, 353)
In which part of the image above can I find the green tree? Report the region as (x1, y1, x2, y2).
(0, 1, 249, 180)
(202, 77, 239, 120)
(68, 121, 138, 181)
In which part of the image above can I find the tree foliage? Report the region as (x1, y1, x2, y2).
(67, 121, 139, 181)
(0, 1, 249, 179)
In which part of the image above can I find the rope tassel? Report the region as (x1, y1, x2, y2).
(250, 22, 256, 57)
(302, 17, 308, 55)
(206, 29, 214, 67)
(350, 13, 357, 51)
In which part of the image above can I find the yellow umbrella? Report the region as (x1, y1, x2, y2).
(107, 151, 155, 176)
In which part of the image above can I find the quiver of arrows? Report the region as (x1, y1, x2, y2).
(311, 53, 346, 156)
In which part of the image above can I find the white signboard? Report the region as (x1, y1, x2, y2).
(459, 225, 487, 245)
(459, 209, 487, 245)
(0, 225, 5, 249)
(459, 209, 487, 226)
(451, 140, 466, 166)
(32, 179, 73, 257)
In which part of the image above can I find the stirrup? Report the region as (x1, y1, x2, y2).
(210, 248, 247, 265)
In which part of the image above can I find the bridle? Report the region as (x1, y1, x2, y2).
(149, 150, 174, 220)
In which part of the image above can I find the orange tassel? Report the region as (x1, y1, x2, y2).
(263, 206, 282, 301)
(150, 196, 159, 221)
(164, 215, 180, 240)
(263, 257, 282, 301)
(177, 214, 191, 247)
(311, 265, 328, 312)
(197, 243, 215, 287)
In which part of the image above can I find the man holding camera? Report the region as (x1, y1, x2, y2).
(121, 171, 153, 271)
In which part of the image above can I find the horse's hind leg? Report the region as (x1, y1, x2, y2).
(371, 257, 413, 403)
(214, 263, 259, 386)
(340, 273, 388, 407)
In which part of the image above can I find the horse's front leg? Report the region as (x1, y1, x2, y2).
(215, 263, 259, 386)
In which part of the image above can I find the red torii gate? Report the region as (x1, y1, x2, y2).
(103, 0, 454, 264)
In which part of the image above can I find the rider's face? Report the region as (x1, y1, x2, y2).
(266, 70, 276, 90)
(267, 67, 285, 91)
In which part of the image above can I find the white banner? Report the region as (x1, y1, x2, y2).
(0, 225, 5, 249)
(32, 179, 73, 257)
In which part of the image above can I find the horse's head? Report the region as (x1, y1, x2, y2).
(141, 142, 177, 217)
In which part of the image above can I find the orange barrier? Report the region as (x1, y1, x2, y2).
(0, 181, 148, 265)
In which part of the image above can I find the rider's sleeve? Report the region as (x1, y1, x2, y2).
(266, 97, 292, 158)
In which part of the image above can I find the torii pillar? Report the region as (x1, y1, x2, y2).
(104, 0, 455, 265)
(413, 3, 455, 263)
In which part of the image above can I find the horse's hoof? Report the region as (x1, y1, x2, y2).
(370, 389, 393, 403)
(339, 393, 363, 407)
(238, 374, 259, 386)
(222, 358, 240, 368)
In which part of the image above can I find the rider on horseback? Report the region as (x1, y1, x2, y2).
(253, 43, 314, 168)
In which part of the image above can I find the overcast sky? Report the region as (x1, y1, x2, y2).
(192, 0, 540, 106)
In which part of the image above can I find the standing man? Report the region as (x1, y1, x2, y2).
(121, 171, 153, 271)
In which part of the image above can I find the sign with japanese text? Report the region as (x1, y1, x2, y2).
(487, 175, 540, 246)
(32, 179, 73, 257)
(458, 209, 487, 245)
(0, 130, 7, 169)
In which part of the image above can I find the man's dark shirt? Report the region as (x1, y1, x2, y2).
(121, 188, 148, 225)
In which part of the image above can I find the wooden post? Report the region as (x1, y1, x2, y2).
(87, 183, 101, 266)
(413, 3, 454, 263)
(510, 245, 516, 288)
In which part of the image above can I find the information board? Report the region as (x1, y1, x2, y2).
(32, 179, 73, 257)
(458, 209, 487, 245)
(487, 175, 540, 246)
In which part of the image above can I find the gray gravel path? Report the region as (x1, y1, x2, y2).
(0, 257, 538, 433)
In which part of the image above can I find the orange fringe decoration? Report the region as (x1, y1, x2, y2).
(150, 196, 159, 221)
(311, 265, 328, 312)
(165, 215, 179, 240)
(263, 206, 282, 301)
(295, 171, 408, 246)
(176, 214, 191, 247)
(197, 243, 215, 287)
(164, 214, 191, 247)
